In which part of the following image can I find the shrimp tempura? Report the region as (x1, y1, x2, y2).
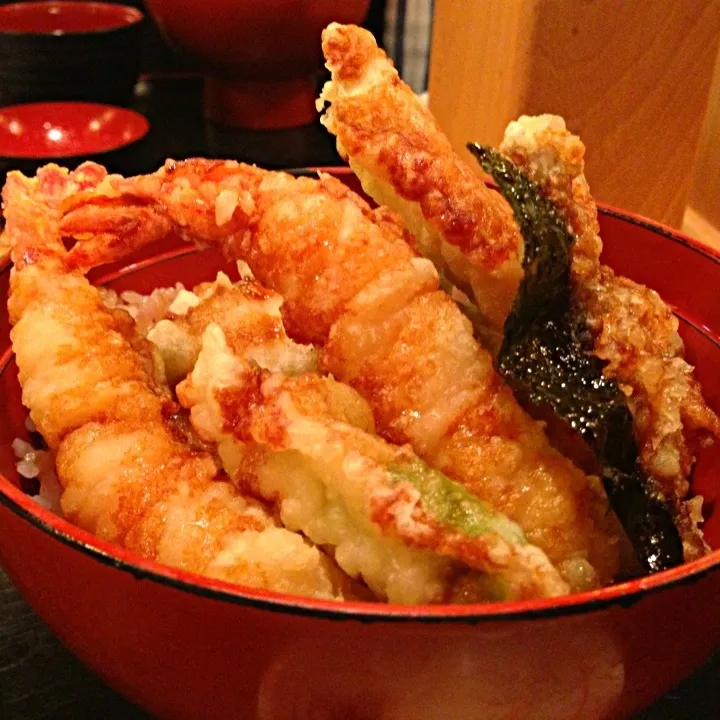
(2, 164, 350, 600)
(180, 322, 568, 602)
(317, 23, 719, 564)
(142, 272, 569, 601)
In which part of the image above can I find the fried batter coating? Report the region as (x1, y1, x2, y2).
(178, 323, 569, 602)
(314, 23, 717, 564)
(499, 115, 720, 560)
(58, 159, 618, 590)
(323, 258, 617, 589)
(2, 165, 351, 600)
(146, 270, 318, 385)
(142, 268, 567, 600)
(317, 22, 523, 331)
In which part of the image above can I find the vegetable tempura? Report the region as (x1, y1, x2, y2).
(317, 22, 719, 570)
(57, 159, 619, 591)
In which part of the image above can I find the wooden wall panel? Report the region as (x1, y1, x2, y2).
(688, 47, 720, 234)
(428, 0, 720, 228)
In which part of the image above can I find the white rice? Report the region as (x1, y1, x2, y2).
(13, 434, 62, 514)
(100, 283, 186, 337)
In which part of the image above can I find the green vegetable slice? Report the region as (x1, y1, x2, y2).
(466, 143, 683, 574)
(386, 458, 527, 545)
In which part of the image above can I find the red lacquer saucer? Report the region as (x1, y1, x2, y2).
(0, 101, 149, 158)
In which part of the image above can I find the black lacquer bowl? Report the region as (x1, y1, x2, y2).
(0, 2, 144, 108)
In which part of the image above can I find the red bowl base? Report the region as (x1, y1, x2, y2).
(203, 76, 317, 130)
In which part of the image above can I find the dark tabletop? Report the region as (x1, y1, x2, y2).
(0, 76, 718, 720)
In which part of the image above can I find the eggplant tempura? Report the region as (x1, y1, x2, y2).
(317, 22, 719, 570)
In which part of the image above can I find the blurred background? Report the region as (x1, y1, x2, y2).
(427, 1, 720, 248)
(0, 0, 433, 178)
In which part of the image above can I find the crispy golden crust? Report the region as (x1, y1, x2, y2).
(61, 160, 418, 345)
(181, 331, 569, 601)
(324, 287, 619, 587)
(500, 115, 720, 560)
(318, 23, 523, 329)
(56, 158, 619, 588)
(316, 26, 718, 561)
(3, 166, 348, 600)
(179, 284, 283, 354)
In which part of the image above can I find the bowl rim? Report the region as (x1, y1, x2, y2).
(1, 172, 719, 624)
(0, 101, 150, 159)
(0, 1, 143, 37)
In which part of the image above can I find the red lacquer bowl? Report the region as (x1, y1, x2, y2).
(0, 1, 142, 34)
(0, 169, 719, 720)
(144, 0, 370, 129)
(0, 2, 144, 107)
